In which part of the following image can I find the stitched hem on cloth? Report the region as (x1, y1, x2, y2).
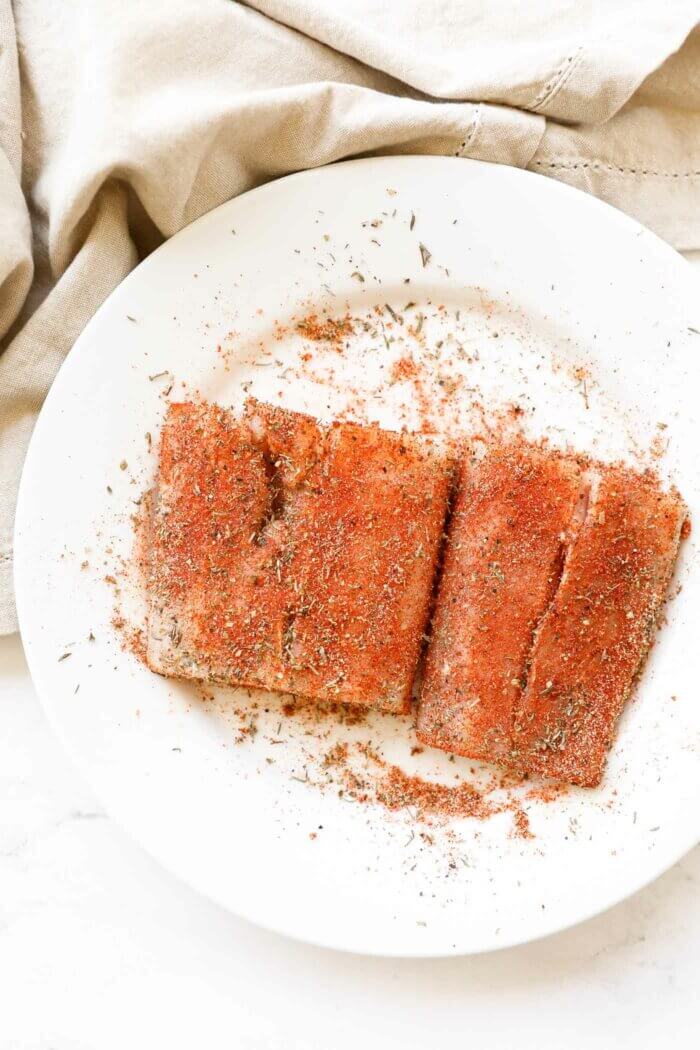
(529, 46, 585, 113)
(531, 159, 700, 179)
(453, 105, 482, 157)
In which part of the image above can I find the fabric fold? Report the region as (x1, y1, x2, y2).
(1, 0, 699, 632)
(245, 0, 699, 120)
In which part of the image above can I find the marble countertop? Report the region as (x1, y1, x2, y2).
(3, 251, 699, 1049)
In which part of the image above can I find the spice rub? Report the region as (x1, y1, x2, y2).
(417, 447, 687, 787)
(280, 416, 451, 711)
(416, 442, 584, 763)
(144, 398, 687, 787)
(512, 466, 687, 786)
(146, 398, 452, 712)
(146, 401, 290, 689)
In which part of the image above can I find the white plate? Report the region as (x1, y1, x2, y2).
(14, 157, 700, 957)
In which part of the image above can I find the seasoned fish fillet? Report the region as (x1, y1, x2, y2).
(146, 399, 452, 713)
(282, 418, 451, 712)
(416, 443, 584, 761)
(512, 466, 687, 786)
(146, 401, 290, 689)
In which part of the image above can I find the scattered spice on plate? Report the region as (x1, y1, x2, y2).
(296, 313, 354, 348)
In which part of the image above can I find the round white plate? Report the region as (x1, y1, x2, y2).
(14, 157, 700, 956)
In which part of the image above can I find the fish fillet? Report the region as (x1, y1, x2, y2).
(416, 442, 584, 761)
(146, 399, 452, 713)
(282, 417, 451, 711)
(512, 466, 687, 786)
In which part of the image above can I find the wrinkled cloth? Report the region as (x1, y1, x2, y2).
(1, 0, 699, 633)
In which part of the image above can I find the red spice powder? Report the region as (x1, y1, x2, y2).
(296, 313, 354, 348)
(388, 353, 442, 433)
(316, 739, 534, 836)
(375, 765, 498, 822)
(322, 741, 350, 769)
(112, 613, 148, 663)
(390, 354, 419, 383)
(511, 809, 533, 839)
(525, 780, 569, 804)
(283, 696, 369, 727)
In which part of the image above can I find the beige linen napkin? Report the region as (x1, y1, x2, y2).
(1, 0, 699, 633)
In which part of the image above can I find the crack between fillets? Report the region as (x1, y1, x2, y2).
(511, 466, 596, 747)
(247, 419, 330, 676)
(413, 457, 459, 701)
(252, 447, 292, 545)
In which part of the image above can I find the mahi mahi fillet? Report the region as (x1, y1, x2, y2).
(417, 444, 687, 786)
(146, 399, 452, 713)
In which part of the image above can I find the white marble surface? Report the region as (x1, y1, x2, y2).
(3, 251, 700, 1049)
